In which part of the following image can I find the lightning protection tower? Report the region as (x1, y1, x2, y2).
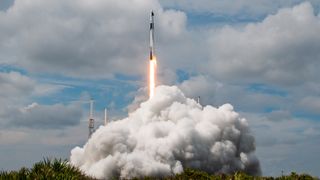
(88, 99, 94, 138)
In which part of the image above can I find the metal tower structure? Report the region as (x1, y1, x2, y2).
(88, 99, 94, 138)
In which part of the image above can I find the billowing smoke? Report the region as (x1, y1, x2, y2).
(70, 86, 261, 179)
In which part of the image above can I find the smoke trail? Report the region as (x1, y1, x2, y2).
(70, 86, 261, 179)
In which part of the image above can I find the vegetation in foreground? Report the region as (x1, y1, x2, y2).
(0, 158, 318, 180)
(0, 158, 95, 179)
(152, 168, 318, 180)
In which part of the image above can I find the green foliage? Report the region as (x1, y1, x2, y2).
(174, 168, 211, 179)
(0, 158, 95, 180)
(143, 169, 318, 180)
(234, 171, 255, 180)
(273, 172, 316, 180)
(1, 159, 318, 180)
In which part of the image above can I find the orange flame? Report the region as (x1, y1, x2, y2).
(149, 57, 157, 98)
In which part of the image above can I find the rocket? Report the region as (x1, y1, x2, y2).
(148, 11, 156, 98)
(149, 11, 155, 60)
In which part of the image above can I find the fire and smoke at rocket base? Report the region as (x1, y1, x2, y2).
(70, 12, 261, 179)
(70, 86, 261, 179)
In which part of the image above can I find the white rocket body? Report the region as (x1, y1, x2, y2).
(149, 11, 155, 60)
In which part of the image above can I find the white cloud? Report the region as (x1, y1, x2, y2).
(0, 71, 82, 129)
(0, 71, 35, 99)
(160, 0, 320, 17)
(0, 70, 66, 100)
(0, 130, 29, 144)
(178, 75, 220, 104)
(7, 102, 82, 128)
(298, 96, 320, 115)
(244, 112, 320, 176)
(0, 0, 187, 78)
(177, 75, 287, 113)
(207, 2, 320, 86)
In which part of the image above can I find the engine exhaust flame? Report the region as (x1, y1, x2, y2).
(149, 57, 157, 98)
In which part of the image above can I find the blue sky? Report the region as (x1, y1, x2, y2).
(0, 0, 320, 177)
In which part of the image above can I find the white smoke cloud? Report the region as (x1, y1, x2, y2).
(70, 85, 261, 179)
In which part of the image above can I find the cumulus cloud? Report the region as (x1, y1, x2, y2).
(0, 130, 28, 144)
(207, 2, 320, 86)
(0, 71, 35, 99)
(5, 102, 82, 129)
(0, 0, 186, 78)
(70, 86, 261, 179)
(0, 71, 36, 121)
(298, 96, 320, 115)
(0, 71, 82, 129)
(160, 0, 320, 17)
(176, 75, 288, 114)
(178, 75, 220, 105)
(0, 70, 67, 100)
(243, 112, 320, 175)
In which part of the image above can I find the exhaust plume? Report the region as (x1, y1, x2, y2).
(149, 58, 157, 98)
(70, 85, 261, 179)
